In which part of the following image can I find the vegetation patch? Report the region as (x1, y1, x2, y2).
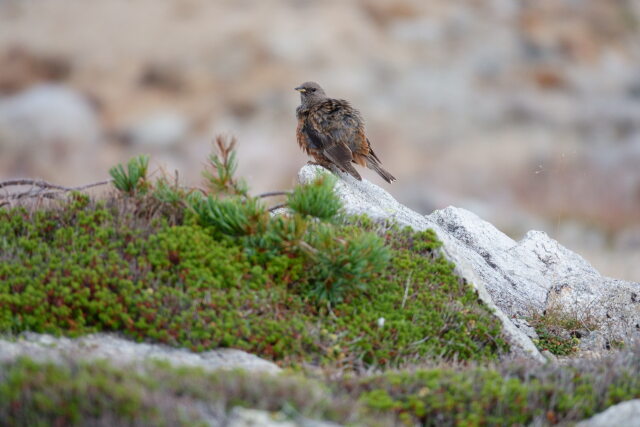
(528, 304, 600, 356)
(2, 347, 639, 427)
(1, 138, 639, 426)
(0, 357, 363, 427)
(341, 346, 640, 426)
(0, 140, 507, 369)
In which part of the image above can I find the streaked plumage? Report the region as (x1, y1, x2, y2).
(295, 81, 396, 183)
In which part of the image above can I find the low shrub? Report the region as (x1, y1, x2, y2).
(341, 346, 640, 426)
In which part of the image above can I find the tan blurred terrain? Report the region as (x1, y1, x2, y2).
(1, 0, 639, 280)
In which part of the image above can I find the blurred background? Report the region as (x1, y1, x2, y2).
(1, 0, 639, 280)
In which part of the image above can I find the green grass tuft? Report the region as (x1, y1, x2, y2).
(287, 173, 341, 221)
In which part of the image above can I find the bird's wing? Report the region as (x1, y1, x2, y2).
(305, 99, 363, 179)
(296, 114, 314, 155)
(364, 137, 381, 163)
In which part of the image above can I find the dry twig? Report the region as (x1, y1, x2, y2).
(0, 178, 112, 207)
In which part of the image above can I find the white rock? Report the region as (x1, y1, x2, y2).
(0, 333, 280, 374)
(576, 399, 640, 427)
(227, 407, 342, 427)
(227, 408, 298, 427)
(299, 164, 640, 359)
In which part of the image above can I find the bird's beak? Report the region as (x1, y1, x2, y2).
(294, 86, 306, 93)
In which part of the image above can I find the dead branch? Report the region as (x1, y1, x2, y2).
(0, 178, 112, 206)
(268, 203, 287, 213)
(258, 191, 290, 198)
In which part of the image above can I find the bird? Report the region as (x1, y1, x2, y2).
(295, 81, 396, 183)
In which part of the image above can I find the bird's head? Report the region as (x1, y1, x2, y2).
(295, 81, 327, 105)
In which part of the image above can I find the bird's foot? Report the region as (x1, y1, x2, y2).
(306, 161, 333, 171)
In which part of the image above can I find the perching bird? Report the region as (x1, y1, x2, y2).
(295, 81, 396, 183)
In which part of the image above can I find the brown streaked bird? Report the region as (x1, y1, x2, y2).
(295, 81, 396, 183)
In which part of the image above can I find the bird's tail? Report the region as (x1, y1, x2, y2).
(367, 158, 396, 183)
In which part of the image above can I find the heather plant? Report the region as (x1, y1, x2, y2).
(0, 357, 365, 427)
(0, 192, 505, 366)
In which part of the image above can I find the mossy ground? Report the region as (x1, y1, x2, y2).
(0, 191, 505, 369)
(1, 148, 637, 426)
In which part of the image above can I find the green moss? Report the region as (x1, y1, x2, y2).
(1, 163, 507, 368)
(0, 191, 506, 368)
(0, 193, 506, 367)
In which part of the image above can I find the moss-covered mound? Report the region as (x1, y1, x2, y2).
(0, 146, 509, 367)
(0, 188, 506, 368)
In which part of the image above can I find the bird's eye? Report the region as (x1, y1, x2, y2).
(310, 88, 316, 92)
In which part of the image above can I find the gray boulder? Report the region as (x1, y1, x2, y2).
(576, 399, 640, 427)
(298, 165, 640, 359)
(227, 407, 342, 427)
(0, 332, 280, 373)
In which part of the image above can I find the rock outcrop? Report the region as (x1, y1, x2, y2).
(299, 165, 640, 360)
(0, 332, 280, 373)
(576, 399, 640, 427)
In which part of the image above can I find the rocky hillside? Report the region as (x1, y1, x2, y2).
(1, 144, 639, 426)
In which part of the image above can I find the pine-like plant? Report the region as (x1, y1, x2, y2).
(190, 195, 268, 237)
(305, 226, 390, 305)
(287, 173, 341, 221)
(202, 136, 248, 197)
(109, 155, 150, 194)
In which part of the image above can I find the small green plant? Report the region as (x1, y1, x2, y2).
(109, 154, 150, 194)
(203, 136, 248, 197)
(287, 174, 341, 221)
(528, 303, 600, 356)
(534, 328, 580, 356)
(190, 195, 268, 237)
(153, 176, 189, 205)
(306, 226, 390, 305)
